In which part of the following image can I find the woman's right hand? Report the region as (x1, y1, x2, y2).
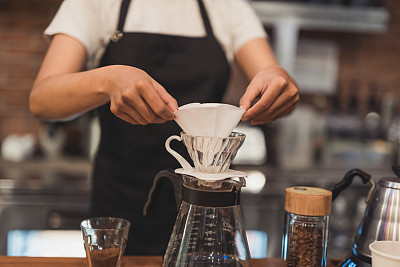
(102, 65, 178, 125)
(30, 34, 177, 124)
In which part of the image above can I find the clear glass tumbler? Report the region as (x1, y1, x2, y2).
(80, 217, 130, 267)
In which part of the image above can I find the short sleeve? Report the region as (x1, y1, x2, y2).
(228, 0, 267, 54)
(44, 0, 104, 69)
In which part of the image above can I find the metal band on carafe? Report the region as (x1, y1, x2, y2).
(182, 186, 240, 207)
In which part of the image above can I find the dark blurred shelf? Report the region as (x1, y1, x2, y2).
(0, 158, 91, 194)
(251, 1, 389, 33)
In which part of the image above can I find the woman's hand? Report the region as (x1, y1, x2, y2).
(239, 64, 299, 125)
(102, 65, 178, 125)
(30, 34, 177, 124)
(234, 38, 299, 125)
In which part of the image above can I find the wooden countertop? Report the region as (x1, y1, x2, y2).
(0, 256, 339, 266)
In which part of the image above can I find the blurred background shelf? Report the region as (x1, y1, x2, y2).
(251, 1, 389, 33)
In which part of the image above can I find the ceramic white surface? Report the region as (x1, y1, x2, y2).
(175, 168, 248, 181)
(369, 241, 400, 267)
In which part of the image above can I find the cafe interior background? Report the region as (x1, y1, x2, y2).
(0, 0, 399, 260)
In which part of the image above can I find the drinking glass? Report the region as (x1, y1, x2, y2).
(81, 217, 130, 267)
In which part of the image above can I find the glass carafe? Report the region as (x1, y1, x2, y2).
(144, 171, 252, 267)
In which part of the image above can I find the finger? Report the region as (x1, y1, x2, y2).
(110, 100, 149, 125)
(118, 111, 139, 125)
(251, 84, 299, 121)
(239, 79, 263, 113)
(276, 102, 297, 119)
(139, 81, 176, 121)
(243, 77, 288, 120)
(123, 108, 148, 125)
(121, 79, 172, 123)
(129, 95, 167, 124)
(152, 80, 178, 113)
(251, 102, 296, 125)
(265, 83, 299, 115)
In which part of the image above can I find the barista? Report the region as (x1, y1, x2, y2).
(29, 0, 299, 255)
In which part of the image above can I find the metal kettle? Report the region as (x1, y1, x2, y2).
(337, 166, 400, 267)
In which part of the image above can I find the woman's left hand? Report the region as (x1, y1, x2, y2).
(239, 64, 299, 125)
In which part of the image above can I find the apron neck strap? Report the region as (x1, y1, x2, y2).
(116, 0, 214, 37)
(197, 0, 214, 37)
(117, 0, 131, 32)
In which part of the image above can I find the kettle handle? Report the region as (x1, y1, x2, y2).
(143, 169, 182, 216)
(392, 165, 400, 178)
(332, 169, 375, 204)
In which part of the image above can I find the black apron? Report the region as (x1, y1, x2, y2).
(91, 0, 230, 255)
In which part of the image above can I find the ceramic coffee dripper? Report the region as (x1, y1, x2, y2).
(165, 131, 247, 180)
(169, 102, 246, 179)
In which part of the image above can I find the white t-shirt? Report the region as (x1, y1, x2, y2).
(45, 0, 267, 100)
(45, 0, 266, 68)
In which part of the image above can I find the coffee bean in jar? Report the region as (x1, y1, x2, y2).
(281, 187, 332, 267)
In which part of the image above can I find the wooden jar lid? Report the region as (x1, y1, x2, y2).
(285, 186, 332, 216)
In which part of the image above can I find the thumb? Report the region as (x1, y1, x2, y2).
(152, 80, 178, 112)
(240, 82, 260, 113)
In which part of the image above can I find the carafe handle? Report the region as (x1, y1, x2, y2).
(143, 169, 182, 216)
(165, 135, 193, 171)
(332, 168, 376, 204)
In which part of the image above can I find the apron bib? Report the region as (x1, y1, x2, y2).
(91, 0, 230, 255)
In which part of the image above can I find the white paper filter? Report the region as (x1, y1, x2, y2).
(174, 103, 245, 138)
(173, 103, 245, 169)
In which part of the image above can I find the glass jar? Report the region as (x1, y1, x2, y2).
(281, 186, 332, 267)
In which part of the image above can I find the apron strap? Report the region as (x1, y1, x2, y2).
(116, 0, 215, 37)
(197, 0, 214, 37)
(117, 0, 131, 32)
